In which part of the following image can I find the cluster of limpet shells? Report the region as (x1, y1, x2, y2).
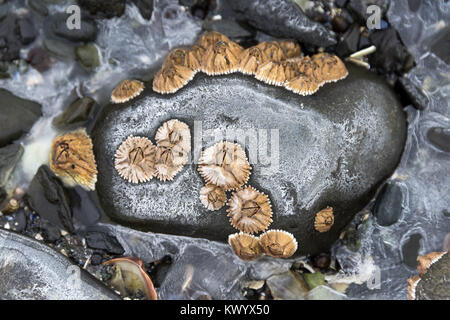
(197, 140, 298, 261)
(152, 31, 348, 96)
(114, 119, 191, 183)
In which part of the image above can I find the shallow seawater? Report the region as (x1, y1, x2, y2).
(0, 0, 449, 300)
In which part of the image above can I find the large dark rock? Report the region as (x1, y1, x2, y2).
(0, 229, 118, 300)
(77, 0, 126, 19)
(0, 143, 24, 188)
(0, 13, 37, 62)
(415, 252, 450, 300)
(373, 181, 406, 226)
(45, 12, 97, 43)
(0, 89, 42, 147)
(26, 165, 74, 234)
(227, 0, 337, 47)
(92, 65, 406, 255)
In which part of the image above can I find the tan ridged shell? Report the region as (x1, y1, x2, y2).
(154, 145, 183, 181)
(417, 252, 446, 276)
(407, 275, 420, 300)
(50, 128, 98, 191)
(314, 207, 334, 233)
(114, 136, 156, 184)
(197, 141, 251, 190)
(259, 229, 298, 258)
(196, 31, 230, 49)
(255, 60, 289, 86)
(152, 63, 195, 94)
(238, 46, 269, 75)
(155, 119, 191, 166)
(297, 56, 324, 85)
(285, 73, 320, 96)
(187, 45, 206, 71)
(228, 232, 264, 261)
(201, 39, 244, 75)
(312, 53, 348, 83)
(256, 41, 285, 61)
(199, 185, 227, 211)
(227, 186, 272, 234)
(278, 40, 301, 59)
(111, 80, 145, 104)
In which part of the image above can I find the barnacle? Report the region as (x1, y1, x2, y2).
(238, 46, 269, 75)
(227, 186, 272, 234)
(314, 206, 334, 233)
(154, 146, 183, 182)
(284, 74, 320, 96)
(259, 229, 298, 258)
(278, 40, 301, 59)
(114, 136, 156, 184)
(199, 184, 227, 211)
(197, 141, 251, 190)
(152, 63, 195, 94)
(187, 45, 206, 71)
(228, 232, 264, 261)
(104, 257, 158, 300)
(50, 128, 98, 191)
(155, 119, 191, 166)
(312, 53, 348, 83)
(255, 60, 288, 86)
(164, 47, 202, 73)
(407, 276, 421, 300)
(256, 41, 285, 61)
(417, 252, 446, 276)
(297, 56, 323, 84)
(201, 39, 243, 75)
(196, 31, 229, 49)
(111, 80, 145, 104)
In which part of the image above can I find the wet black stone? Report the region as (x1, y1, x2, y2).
(358, 34, 371, 50)
(92, 65, 407, 256)
(27, 47, 55, 73)
(373, 181, 405, 226)
(10, 209, 27, 232)
(77, 0, 126, 19)
(53, 96, 98, 130)
(46, 12, 97, 43)
(66, 186, 101, 226)
(402, 233, 422, 269)
(369, 28, 413, 74)
(336, 23, 360, 57)
(415, 252, 450, 300)
(429, 27, 450, 64)
(335, 0, 348, 8)
(347, 0, 390, 25)
(0, 14, 36, 62)
(227, 0, 337, 47)
(0, 88, 42, 148)
(17, 17, 36, 45)
(39, 219, 61, 243)
(407, 0, 421, 12)
(26, 165, 74, 234)
(85, 231, 125, 255)
(398, 76, 429, 110)
(313, 253, 331, 270)
(0, 143, 24, 188)
(27, 0, 49, 16)
(332, 15, 350, 34)
(130, 0, 154, 20)
(203, 19, 255, 45)
(0, 188, 6, 204)
(427, 127, 450, 153)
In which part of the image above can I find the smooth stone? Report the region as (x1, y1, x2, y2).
(227, 0, 337, 47)
(0, 88, 42, 148)
(303, 272, 326, 290)
(399, 76, 429, 110)
(0, 143, 24, 188)
(26, 165, 74, 234)
(373, 181, 405, 226)
(27, 0, 49, 16)
(92, 65, 407, 255)
(27, 47, 56, 73)
(84, 230, 125, 255)
(0, 14, 37, 62)
(46, 13, 97, 43)
(131, 0, 154, 20)
(401, 233, 422, 269)
(266, 271, 308, 300)
(336, 23, 360, 57)
(0, 229, 118, 300)
(77, 0, 126, 19)
(75, 43, 100, 72)
(415, 252, 450, 300)
(0, 187, 6, 204)
(427, 127, 450, 153)
(307, 285, 347, 300)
